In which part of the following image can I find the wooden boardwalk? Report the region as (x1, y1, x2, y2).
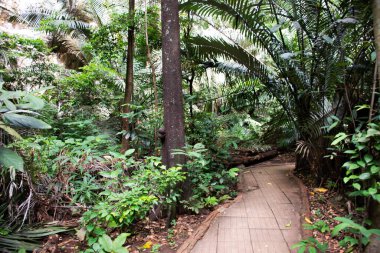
(191, 161, 305, 253)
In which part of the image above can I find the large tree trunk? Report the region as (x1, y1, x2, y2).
(121, 0, 135, 153)
(365, 1, 380, 252)
(161, 0, 189, 224)
(161, 0, 186, 168)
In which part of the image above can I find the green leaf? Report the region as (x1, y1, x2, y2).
(194, 143, 205, 149)
(291, 241, 305, 249)
(331, 133, 348, 146)
(332, 222, 350, 237)
(370, 165, 380, 174)
(114, 247, 129, 253)
(113, 233, 129, 248)
(124, 149, 135, 156)
(368, 229, 380, 236)
(22, 95, 45, 110)
(343, 162, 360, 171)
(98, 234, 113, 252)
(357, 160, 365, 168)
(3, 113, 51, 129)
(367, 128, 380, 137)
(188, 151, 202, 158)
(364, 154, 373, 164)
(359, 173, 370, 180)
(99, 170, 121, 179)
(298, 246, 306, 253)
(86, 224, 95, 232)
(368, 188, 377, 195)
(0, 147, 24, 172)
(317, 243, 328, 252)
(308, 246, 317, 253)
(353, 183, 361, 190)
(3, 99, 16, 111)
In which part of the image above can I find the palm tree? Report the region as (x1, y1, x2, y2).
(181, 0, 374, 175)
(17, 0, 114, 69)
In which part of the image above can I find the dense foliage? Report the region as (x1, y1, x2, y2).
(0, 0, 379, 252)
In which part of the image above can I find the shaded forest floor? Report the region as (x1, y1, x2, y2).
(296, 170, 360, 252)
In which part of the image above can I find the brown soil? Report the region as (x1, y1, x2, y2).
(38, 213, 209, 253)
(127, 213, 208, 253)
(296, 172, 360, 253)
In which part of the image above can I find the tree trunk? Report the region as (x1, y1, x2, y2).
(161, 0, 186, 168)
(121, 0, 135, 153)
(365, 1, 380, 252)
(144, 0, 159, 151)
(161, 0, 188, 224)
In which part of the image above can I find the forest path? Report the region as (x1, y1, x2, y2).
(190, 159, 307, 253)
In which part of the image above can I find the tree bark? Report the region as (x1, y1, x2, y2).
(228, 149, 278, 167)
(121, 0, 135, 153)
(161, 0, 189, 224)
(161, 0, 186, 168)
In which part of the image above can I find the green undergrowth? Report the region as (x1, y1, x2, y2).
(293, 111, 380, 253)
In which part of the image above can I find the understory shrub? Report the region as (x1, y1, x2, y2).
(82, 154, 185, 248)
(293, 110, 380, 252)
(173, 143, 239, 213)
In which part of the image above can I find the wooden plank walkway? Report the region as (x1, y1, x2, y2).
(191, 161, 304, 253)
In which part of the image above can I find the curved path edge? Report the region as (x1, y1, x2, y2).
(180, 159, 310, 253)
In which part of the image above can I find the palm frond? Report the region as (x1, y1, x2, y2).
(0, 225, 70, 252)
(189, 36, 273, 84)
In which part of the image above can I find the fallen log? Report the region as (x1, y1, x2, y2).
(228, 149, 278, 167)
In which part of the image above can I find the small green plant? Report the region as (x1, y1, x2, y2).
(173, 143, 239, 213)
(151, 244, 161, 253)
(292, 220, 329, 252)
(291, 237, 328, 253)
(0, 81, 51, 171)
(167, 220, 177, 248)
(85, 233, 130, 253)
(204, 196, 219, 207)
(303, 220, 330, 234)
(330, 115, 380, 203)
(332, 217, 380, 248)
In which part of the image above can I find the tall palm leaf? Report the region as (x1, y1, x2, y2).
(16, 0, 115, 69)
(181, 0, 374, 172)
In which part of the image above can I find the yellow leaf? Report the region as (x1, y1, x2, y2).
(285, 221, 292, 228)
(142, 241, 153, 249)
(0, 122, 22, 139)
(314, 187, 328, 193)
(305, 217, 313, 224)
